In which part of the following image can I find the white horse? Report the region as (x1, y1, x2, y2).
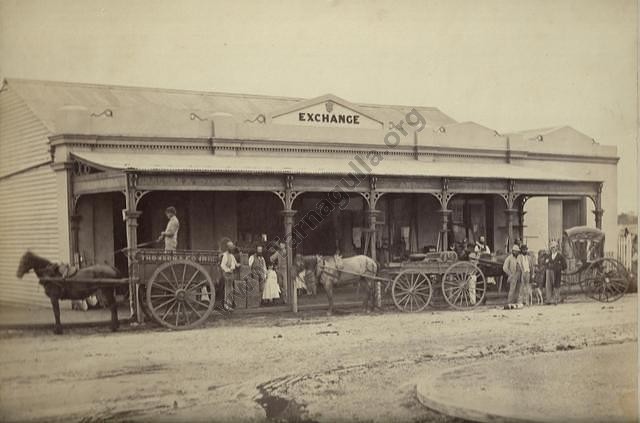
(306, 254, 378, 315)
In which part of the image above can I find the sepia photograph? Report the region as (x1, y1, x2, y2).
(0, 0, 637, 421)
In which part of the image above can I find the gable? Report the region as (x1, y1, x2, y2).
(271, 94, 384, 130)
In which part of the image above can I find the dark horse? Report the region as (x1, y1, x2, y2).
(16, 251, 121, 334)
(304, 255, 378, 316)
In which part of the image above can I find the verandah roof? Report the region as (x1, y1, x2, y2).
(72, 152, 599, 183)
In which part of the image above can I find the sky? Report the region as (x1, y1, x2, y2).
(0, 0, 637, 213)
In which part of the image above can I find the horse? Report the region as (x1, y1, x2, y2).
(304, 254, 378, 316)
(16, 251, 121, 335)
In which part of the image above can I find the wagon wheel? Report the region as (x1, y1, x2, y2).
(442, 261, 486, 310)
(146, 260, 216, 329)
(580, 258, 629, 302)
(391, 270, 433, 312)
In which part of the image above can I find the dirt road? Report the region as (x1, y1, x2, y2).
(0, 296, 636, 422)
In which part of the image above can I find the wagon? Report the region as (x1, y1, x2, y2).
(135, 248, 221, 330)
(383, 251, 496, 312)
(385, 226, 631, 313)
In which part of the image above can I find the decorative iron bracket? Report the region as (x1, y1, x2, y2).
(273, 175, 303, 209)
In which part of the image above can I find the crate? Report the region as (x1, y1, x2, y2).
(247, 276, 262, 308)
(233, 279, 248, 309)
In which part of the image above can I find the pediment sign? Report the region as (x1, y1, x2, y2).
(271, 95, 383, 129)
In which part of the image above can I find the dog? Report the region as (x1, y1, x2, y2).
(528, 283, 544, 305)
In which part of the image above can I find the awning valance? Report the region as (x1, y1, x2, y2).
(71, 151, 598, 183)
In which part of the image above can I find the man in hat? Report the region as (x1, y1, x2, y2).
(248, 245, 268, 297)
(503, 244, 522, 307)
(157, 206, 179, 251)
(543, 240, 567, 305)
(517, 244, 535, 305)
(220, 240, 239, 311)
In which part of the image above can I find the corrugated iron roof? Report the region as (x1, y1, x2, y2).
(6, 78, 457, 138)
(71, 151, 599, 182)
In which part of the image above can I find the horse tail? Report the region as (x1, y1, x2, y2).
(365, 255, 379, 276)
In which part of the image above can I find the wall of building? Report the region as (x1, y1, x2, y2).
(523, 197, 549, 253)
(0, 88, 59, 307)
(189, 193, 215, 250)
(513, 157, 618, 247)
(416, 195, 441, 250)
(548, 199, 563, 241)
(213, 192, 237, 249)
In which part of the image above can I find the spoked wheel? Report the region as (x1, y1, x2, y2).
(146, 260, 216, 329)
(580, 258, 629, 302)
(391, 270, 433, 312)
(442, 261, 486, 310)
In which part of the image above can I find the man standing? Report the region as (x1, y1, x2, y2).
(157, 206, 179, 251)
(517, 244, 535, 305)
(270, 242, 288, 304)
(543, 241, 567, 305)
(220, 241, 239, 311)
(503, 244, 522, 308)
(248, 245, 267, 294)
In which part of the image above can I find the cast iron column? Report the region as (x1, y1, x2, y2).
(366, 208, 382, 307)
(438, 209, 452, 251)
(124, 173, 143, 323)
(69, 214, 82, 266)
(505, 208, 518, 250)
(438, 178, 453, 252)
(281, 209, 297, 313)
(517, 205, 526, 243)
(124, 211, 142, 323)
(593, 182, 604, 229)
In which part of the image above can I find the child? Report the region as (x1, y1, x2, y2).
(295, 269, 309, 296)
(262, 264, 281, 305)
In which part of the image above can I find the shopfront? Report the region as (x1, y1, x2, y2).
(0, 79, 618, 310)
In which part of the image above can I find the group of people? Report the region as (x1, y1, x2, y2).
(157, 207, 289, 311)
(221, 239, 302, 310)
(502, 240, 567, 308)
(452, 236, 492, 260)
(159, 206, 570, 311)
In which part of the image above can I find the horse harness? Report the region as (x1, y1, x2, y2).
(316, 256, 343, 283)
(36, 263, 79, 290)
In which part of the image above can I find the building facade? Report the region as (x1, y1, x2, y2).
(0, 79, 618, 308)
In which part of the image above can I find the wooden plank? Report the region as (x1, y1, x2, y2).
(39, 277, 136, 285)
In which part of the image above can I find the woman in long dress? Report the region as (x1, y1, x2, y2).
(262, 264, 281, 305)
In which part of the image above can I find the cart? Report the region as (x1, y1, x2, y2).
(558, 226, 630, 302)
(384, 226, 631, 313)
(135, 249, 221, 330)
(382, 251, 492, 312)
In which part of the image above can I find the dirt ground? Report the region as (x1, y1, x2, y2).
(0, 295, 636, 422)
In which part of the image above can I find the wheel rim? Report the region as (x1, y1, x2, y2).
(392, 271, 432, 312)
(146, 260, 216, 329)
(442, 262, 486, 309)
(581, 258, 628, 302)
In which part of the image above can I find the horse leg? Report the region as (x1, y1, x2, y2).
(361, 277, 371, 313)
(368, 279, 377, 312)
(106, 289, 119, 332)
(325, 280, 334, 316)
(50, 297, 63, 335)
